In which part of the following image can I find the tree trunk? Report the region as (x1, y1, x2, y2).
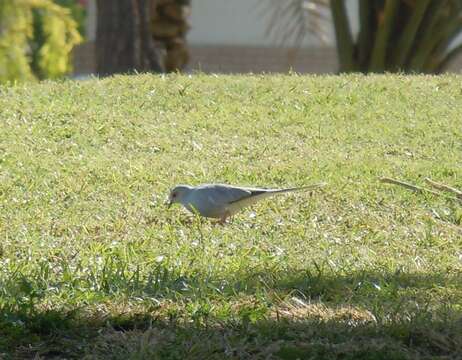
(152, 0, 191, 72)
(95, 0, 163, 76)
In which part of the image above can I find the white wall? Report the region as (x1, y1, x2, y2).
(187, 0, 339, 47)
(86, 0, 360, 49)
(86, 0, 97, 41)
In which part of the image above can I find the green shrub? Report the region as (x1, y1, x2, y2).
(0, 0, 82, 83)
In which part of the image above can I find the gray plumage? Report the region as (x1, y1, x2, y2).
(167, 183, 325, 222)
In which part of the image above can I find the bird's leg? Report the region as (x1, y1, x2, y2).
(218, 212, 230, 225)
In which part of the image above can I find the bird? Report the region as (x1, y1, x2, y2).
(167, 183, 326, 224)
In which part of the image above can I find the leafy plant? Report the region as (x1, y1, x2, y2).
(262, 0, 330, 47)
(265, 0, 462, 73)
(0, 0, 82, 83)
(54, 0, 87, 36)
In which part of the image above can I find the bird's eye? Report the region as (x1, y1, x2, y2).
(172, 193, 177, 198)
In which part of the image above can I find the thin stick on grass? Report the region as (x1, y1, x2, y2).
(379, 177, 441, 195)
(424, 177, 462, 199)
(379, 177, 462, 203)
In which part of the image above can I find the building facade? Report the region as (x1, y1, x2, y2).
(73, 0, 462, 75)
(74, 0, 343, 75)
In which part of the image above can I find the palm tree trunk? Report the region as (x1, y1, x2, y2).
(369, 0, 399, 72)
(95, 0, 163, 76)
(330, 0, 356, 72)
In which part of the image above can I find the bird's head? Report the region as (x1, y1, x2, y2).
(167, 185, 192, 207)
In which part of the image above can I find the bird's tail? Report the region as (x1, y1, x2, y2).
(229, 182, 326, 208)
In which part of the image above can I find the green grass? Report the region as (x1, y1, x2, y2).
(0, 73, 461, 359)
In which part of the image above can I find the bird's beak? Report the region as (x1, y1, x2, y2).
(166, 199, 172, 208)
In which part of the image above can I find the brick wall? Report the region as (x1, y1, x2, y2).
(73, 42, 96, 76)
(72, 42, 338, 75)
(187, 45, 338, 74)
(73, 41, 462, 76)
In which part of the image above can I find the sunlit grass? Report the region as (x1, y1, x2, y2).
(0, 73, 461, 358)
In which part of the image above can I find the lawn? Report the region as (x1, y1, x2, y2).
(0, 73, 461, 359)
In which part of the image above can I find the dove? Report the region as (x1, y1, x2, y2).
(167, 183, 325, 223)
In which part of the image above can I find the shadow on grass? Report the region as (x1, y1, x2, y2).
(2, 267, 462, 359)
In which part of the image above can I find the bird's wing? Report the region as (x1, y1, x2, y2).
(199, 184, 257, 205)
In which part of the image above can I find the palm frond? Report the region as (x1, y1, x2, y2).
(261, 0, 330, 47)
